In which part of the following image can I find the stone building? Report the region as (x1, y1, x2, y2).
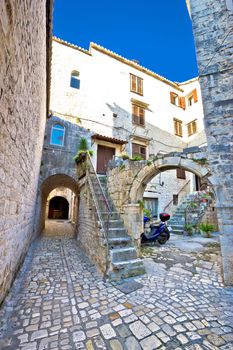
(0, 0, 52, 304)
(49, 37, 207, 217)
(187, 0, 233, 285)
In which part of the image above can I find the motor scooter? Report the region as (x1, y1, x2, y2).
(141, 213, 172, 245)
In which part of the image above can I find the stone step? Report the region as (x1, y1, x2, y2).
(108, 263, 146, 281)
(108, 228, 128, 238)
(110, 247, 138, 262)
(172, 229, 184, 235)
(101, 212, 121, 220)
(112, 258, 143, 270)
(108, 236, 132, 247)
(106, 219, 124, 228)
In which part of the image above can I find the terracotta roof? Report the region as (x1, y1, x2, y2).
(92, 134, 128, 145)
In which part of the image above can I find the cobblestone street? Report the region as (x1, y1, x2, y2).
(0, 235, 233, 350)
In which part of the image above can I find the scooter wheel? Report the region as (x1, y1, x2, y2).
(158, 230, 170, 245)
(158, 236, 167, 245)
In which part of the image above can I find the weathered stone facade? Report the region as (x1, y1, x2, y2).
(188, 0, 233, 285)
(35, 115, 91, 233)
(0, 0, 51, 304)
(77, 180, 107, 275)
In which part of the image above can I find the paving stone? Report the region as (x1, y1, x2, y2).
(115, 324, 130, 338)
(31, 330, 48, 341)
(125, 336, 142, 350)
(73, 331, 86, 342)
(109, 339, 123, 350)
(129, 321, 151, 340)
(140, 335, 162, 349)
(100, 323, 116, 339)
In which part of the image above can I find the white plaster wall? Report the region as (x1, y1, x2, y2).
(50, 40, 205, 145)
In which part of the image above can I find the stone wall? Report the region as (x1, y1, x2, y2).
(107, 152, 209, 243)
(34, 115, 91, 234)
(0, 1, 49, 304)
(77, 181, 106, 275)
(188, 0, 233, 285)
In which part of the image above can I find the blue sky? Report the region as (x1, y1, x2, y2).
(53, 0, 198, 82)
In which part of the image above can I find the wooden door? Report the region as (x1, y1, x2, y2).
(97, 145, 115, 174)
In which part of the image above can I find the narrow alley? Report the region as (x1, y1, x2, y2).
(0, 235, 233, 350)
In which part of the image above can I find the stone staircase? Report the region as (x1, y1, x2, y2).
(93, 176, 145, 281)
(169, 193, 208, 235)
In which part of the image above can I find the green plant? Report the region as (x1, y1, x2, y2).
(192, 158, 208, 165)
(131, 155, 143, 161)
(119, 163, 125, 171)
(189, 201, 198, 209)
(137, 199, 144, 210)
(78, 137, 88, 151)
(144, 208, 151, 219)
(119, 153, 130, 160)
(147, 160, 152, 166)
(184, 224, 193, 236)
(73, 137, 93, 161)
(199, 223, 215, 238)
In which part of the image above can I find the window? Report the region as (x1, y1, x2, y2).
(170, 92, 179, 106)
(170, 92, 186, 109)
(132, 143, 146, 159)
(187, 88, 198, 106)
(70, 71, 80, 89)
(50, 124, 65, 146)
(176, 168, 186, 179)
(173, 118, 183, 137)
(130, 74, 143, 95)
(187, 120, 197, 136)
(132, 104, 145, 126)
(188, 95, 194, 106)
(173, 195, 178, 205)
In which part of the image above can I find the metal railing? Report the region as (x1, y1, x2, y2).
(85, 153, 112, 280)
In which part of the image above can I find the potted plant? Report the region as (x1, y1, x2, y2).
(119, 153, 130, 160)
(73, 137, 93, 163)
(199, 223, 215, 238)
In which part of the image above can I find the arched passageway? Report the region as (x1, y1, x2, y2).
(37, 173, 79, 237)
(48, 196, 69, 219)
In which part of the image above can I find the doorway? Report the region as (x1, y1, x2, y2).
(48, 196, 69, 219)
(97, 145, 115, 174)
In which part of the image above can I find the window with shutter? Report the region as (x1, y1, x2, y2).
(132, 104, 145, 126)
(132, 143, 146, 159)
(130, 74, 143, 95)
(187, 89, 198, 106)
(176, 168, 186, 179)
(173, 118, 183, 137)
(187, 120, 197, 136)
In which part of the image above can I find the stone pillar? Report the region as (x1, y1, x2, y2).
(188, 0, 233, 284)
(122, 204, 143, 250)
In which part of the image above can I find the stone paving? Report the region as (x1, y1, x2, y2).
(0, 234, 233, 350)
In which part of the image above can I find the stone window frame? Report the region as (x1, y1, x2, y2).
(50, 123, 66, 147)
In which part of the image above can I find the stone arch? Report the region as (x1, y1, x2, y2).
(129, 156, 210, 204)
(37, 171, 79, 233)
